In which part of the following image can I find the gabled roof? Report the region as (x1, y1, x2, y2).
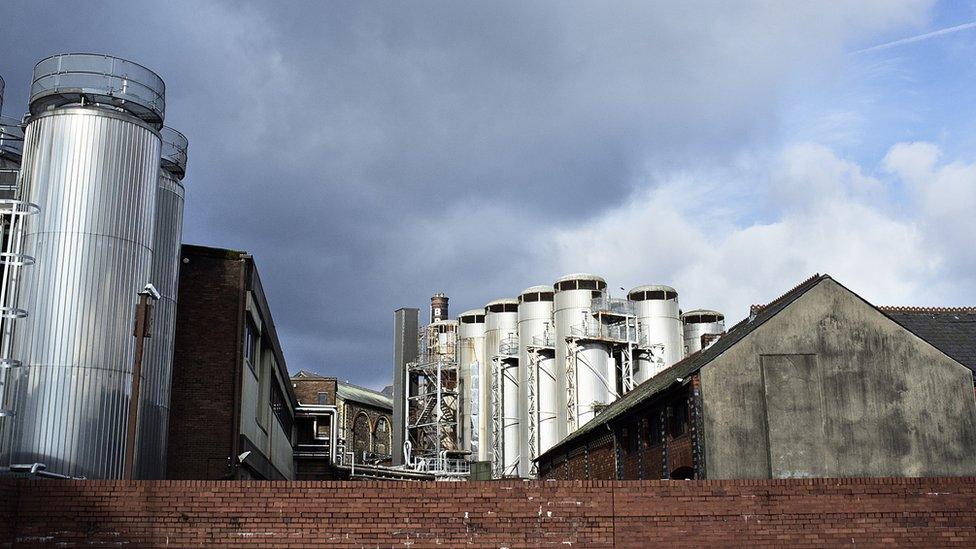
(337, 381, 393, 411)
(537, 273, 828, 462)
(292, 370, 328, 380)
(879, 307, 976, 374)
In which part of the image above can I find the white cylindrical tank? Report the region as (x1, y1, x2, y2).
(629, 285, 683, 384)
(682, 309, 725, 355)
(517, 285, 554, 476)
(2, 53, 165, 479)
(553, 273, 612, 435)
(457, 309, 485, 460)
(484, 298, 518, 476)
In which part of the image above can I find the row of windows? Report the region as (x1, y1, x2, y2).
(621, 397, 691, 453)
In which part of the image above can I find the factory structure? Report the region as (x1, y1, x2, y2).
(0, 54, 190, 479)
(392, 275, 726, 478)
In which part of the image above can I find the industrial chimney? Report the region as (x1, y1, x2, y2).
(430, 293, 449, 323)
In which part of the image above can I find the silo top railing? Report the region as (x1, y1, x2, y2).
(0, 117, 24, 162)
(160, 126, 188, 179)
(29, 53, 166, 127)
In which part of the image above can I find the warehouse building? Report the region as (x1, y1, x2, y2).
(166, 244, 298, 480)
(536, 274, 976, 480)
(292, 371, 394, 466)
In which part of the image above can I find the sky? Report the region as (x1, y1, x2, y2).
(1, 1, 975, 390)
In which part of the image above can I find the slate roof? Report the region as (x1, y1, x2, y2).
(879, 307, 976, 374)
(537, 273, 828, 461)
(292, 370, 394, 410)
(337, 381, 393, 411)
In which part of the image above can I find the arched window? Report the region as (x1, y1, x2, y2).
(352, 412, 372, 461)
(373, 416, 392, 457)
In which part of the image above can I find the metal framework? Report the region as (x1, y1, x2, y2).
(404, 323, 460, 473)
(564, 296, 640, 431)
(0, 175, 38, 421)
(525, 329, 554, 476)
(491, 335, 520, 477)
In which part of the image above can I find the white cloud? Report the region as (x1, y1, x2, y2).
(548, 141, 968, 322)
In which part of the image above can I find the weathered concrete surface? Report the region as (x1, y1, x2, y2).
(702, 278, 976, 479)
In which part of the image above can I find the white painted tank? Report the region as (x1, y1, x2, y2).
(553, 274, 612, 435)
(517, 285, 554, 477)
(457, 309, 485, 460)
(682, 309, 725, 355)
(628, 285, 683, 384)
(484, 298, 518, 476)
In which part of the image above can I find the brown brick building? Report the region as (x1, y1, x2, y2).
(166, 245, 298, 480)
(292, 371, 393, 466)
(537, 275, 976, 481)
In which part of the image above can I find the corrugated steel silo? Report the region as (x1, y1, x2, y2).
(517, 285, 553, 476)
(553, 273, 611, 435)
(136, 126, 187, 479)
(1, 54, 165, 479)
(682, 309, 725, 355)
(484, 298, 518, 476)
(456, 309, 485, 460)
(629, 285, 683, 384)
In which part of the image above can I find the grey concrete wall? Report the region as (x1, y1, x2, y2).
(702, 278, 976, 479)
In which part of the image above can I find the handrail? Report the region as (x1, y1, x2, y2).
(29, 53, 166, 126)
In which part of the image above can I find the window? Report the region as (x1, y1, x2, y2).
(373, 417, 391, 457)
(317, 391, 329, 405)
(270, 380, 292, 434)
(244, 319, 258, 372)
(668, 398, 688, 438)
(647, 409, 663, 446)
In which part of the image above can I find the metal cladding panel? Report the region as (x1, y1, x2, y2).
(392, 308, 419, 466)
(554, 288, 611, 435)
(2, 107, 160, 479)
(457, 319, 485, 456)
(634, 297, 683, 384)
(135, 168, 184, 479)
(517, 299, 553, 475)
(684, 319, 725, 355)
(484, 308, 517, 474)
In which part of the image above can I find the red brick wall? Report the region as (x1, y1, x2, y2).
(0, 479, 14, 546)
(5, 477, 976, 548)
(166, 247, 244, 480)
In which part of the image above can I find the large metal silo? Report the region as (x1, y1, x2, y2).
(1, 54, 165, 479)
(516, 285, 553, 477)
(136, 127, 187, 479)
(456, 309, 485, 460)
(553, 273, 612, 435)
(483, 298, 518, 477)
(682, 309, 725, 355)
(629, 285, 683, 384)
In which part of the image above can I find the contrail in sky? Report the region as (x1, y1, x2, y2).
(854, 20, 976, 54)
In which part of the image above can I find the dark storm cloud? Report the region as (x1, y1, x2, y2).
(0, 1, 926, 387)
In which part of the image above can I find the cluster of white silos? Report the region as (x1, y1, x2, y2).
(451, 274, 725, 478)
(0, 54, 189, 479)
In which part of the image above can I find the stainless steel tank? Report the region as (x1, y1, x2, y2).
(682, 309, 725, 355)
(629, 285, 683, 384)
(1, 54, 165, 479)
(553, 273, 612, 435)
(484, 298, 518, 476)
(456, 309, 485, 460)
(136, 127, 187, 479)
(517, 285, 553, 476)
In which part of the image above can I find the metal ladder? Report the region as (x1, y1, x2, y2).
(0, 177, 39, 420)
